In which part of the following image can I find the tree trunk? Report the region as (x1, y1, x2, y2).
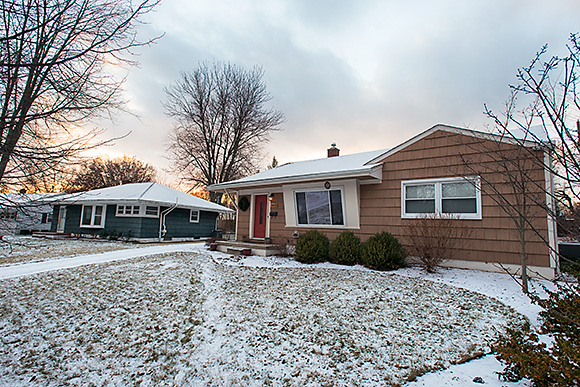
(519, 220, 529, 293)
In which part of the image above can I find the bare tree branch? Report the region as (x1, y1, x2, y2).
(65, 154, 156, 193)
(164, 62, 284, 201)
(0, 0, 160, 189)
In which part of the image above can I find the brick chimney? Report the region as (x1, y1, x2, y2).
(327, 143, 340, 158)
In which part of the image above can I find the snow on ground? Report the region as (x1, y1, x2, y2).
(205, 249, 547, 386)
(0, 242, 200, 280)
(0, 236, 154, 267)
(0, 240, 543, 386)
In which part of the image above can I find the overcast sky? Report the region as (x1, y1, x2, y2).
(95, 0, 580, 182)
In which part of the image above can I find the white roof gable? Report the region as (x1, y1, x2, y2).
(207, 149, 388, 191)
(58, 182, 233, 213)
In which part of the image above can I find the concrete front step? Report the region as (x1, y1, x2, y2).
(216, 241, 280, 256)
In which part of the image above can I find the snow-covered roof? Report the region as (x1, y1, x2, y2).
(0, 193, 66, 207)
(207, 149, 388, 191)
(57, 183, 233, 213)
(208, 124, 550, 192)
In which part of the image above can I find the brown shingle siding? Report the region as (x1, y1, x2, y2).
(233, 129, 552, 269)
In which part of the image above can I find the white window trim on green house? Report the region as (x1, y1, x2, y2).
(401, 176, 482, 220)
(0, 209, 17, 220)
(145, 206, 159, 217)
(116, 204, 160, 218)
(190, 209, 200, 223)
(80, 204, 106, 228)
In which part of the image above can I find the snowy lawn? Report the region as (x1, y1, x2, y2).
(0, 237, 155, 267)
(0, 250, 526, 386)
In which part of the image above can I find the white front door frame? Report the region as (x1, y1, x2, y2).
(57, 206, 67, 233)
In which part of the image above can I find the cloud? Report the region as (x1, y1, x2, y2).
(91, 0, 580, 178)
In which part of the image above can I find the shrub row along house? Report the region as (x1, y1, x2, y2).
(50, 182, 233, 241)
(207, 124, 558, 278)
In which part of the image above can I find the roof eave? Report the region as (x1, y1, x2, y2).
(207, 166, 383, 192)
(56, 198, 232, 213)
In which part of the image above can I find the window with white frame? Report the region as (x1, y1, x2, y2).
(190, 209, 200, 223)
(294, 189, 344, 226)
(402, 177, 481, 219)
(0, 210, 17, 220)
(145, 206, 159, 217)
(116, 204, 140, 216)
(80, 205, 105, 227)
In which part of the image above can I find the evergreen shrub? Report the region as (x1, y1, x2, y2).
(361, 232, 406, 271)
(295, 230, 329, 263)
(329, 231, 361, 265)
(493, 271, 580, 386)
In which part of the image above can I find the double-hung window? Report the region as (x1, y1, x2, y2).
(190, 209, 200, 223)
(402, 177, 481, 219)
(295, 189, 344, 226)
(81, 205, 105, 227)
(41, 213, 52, 224)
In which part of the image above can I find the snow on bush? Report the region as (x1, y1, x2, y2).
(0, 252, 525, 386)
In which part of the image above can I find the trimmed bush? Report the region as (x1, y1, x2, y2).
(361, 232, 406, 271)
(329, 231, 361, 265)
(295, 230, 329, 263)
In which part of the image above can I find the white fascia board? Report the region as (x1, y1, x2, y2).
(207, 167, 382, 192)
(366, 124, 544, 165)
(58, 198, 233, 213)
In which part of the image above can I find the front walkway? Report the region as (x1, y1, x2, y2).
(0, 243, 201, 279)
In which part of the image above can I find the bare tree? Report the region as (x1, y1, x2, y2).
(0, 0, 159, 190)
(457, 120, 547, 293)
(164, 62, 284, 202)
(65, 155, 156, 192)
(403, 214, 473, 273)
(477, 34, 580, 281)
(467, 36, 580, 385)
(9, 157, 72, 192)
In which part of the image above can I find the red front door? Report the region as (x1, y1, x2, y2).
(253, 194, 268, 239)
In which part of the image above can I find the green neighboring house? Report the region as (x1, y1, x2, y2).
(51, 182, 233, 241)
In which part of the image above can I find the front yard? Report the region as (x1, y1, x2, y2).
(0, 243, 526, 386)
(0, 236, 150, 267)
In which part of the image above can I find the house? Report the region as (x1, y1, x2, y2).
(0, 194, 59, 236)
(207, 124, 558, 278)
(51, 182, 234, 241)
(0, 193, 62, 236)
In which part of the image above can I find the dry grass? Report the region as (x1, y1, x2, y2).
(0, 252, 526, 386)
(0, 237, 147, 267)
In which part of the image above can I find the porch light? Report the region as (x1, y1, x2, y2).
(268, 193, 274, 201)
